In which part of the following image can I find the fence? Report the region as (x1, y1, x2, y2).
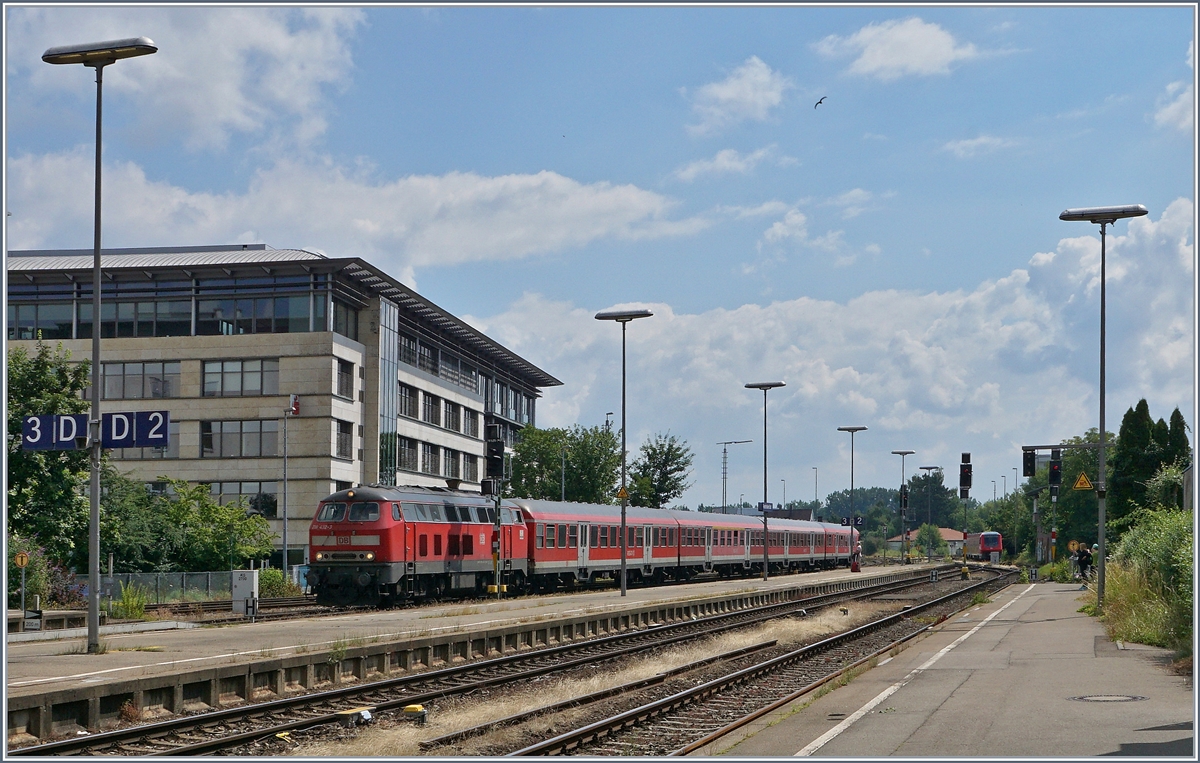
(100, 566, 309, 604)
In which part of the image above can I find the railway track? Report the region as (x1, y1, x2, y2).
(8, 569, 942, 756)
(507, 567, 1017, 756)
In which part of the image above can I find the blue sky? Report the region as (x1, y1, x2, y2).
(5, 4, 1196, 510)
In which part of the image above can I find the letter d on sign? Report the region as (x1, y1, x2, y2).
(102, 413, 136, 448)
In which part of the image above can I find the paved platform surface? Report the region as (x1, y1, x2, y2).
(695, 582, 1194, 758)
(5, 564, 905, 701)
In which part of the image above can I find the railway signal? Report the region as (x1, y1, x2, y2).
(1048, 449, 1062, 486)
(1023, 450, 1037, 477)
(959, 453, 972, 500)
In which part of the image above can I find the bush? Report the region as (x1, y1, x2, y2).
(861, 537, 878, 556)
(258, 567, 303, 598)
(1106, 508, 1192, 653)
(111, 582, 150, 620)
(1038, 559, 1073, 583)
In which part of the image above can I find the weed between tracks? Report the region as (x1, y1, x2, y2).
(289, 602, 900, 757)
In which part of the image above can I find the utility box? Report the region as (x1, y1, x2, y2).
(232, 569, 259, 616)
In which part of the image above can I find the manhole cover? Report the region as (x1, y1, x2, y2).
(1068, 695, 1148, 703)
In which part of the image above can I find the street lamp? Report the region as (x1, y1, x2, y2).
(595, 308, 653, 596)
(1060, 203, 1147, 611)
(746, 381, 785, 581)
(892, 450, 915, 559)
(1002, 474, 1007, 498)
(717, 440, 752, 513)
(812, 467, 818, 509)
(919, 465, 941, 564)
(992, 480, 997, 502)
(42, 36, 158, 655)
(838, 427, 868, 566)
(781, 479, 786, 509)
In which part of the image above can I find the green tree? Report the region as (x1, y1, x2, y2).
(509, 426, 571, 500)
(100, 466, 182, 571)
(7, 341, 91, 567)
(509, 424, 620, 504)
(629, 432, 694, 509)
(915, 523, 948, 557)
(1166, 408, 1192, 470)
(156, 479, 276, 570)
(1110, 400, 1162, 528)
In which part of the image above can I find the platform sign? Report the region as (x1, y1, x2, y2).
(22, 414, 88, 450)
(101, 411, 170, 448)
(758, 502, 773, 512)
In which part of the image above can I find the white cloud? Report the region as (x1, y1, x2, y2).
(829, 188, 874, 219)
(717, 201, 791, 219)
(6, 152, 709, 274)
(763, 209, 809, 243)
(942, 135, 1018, 158)
(481, 200, 1191, 508)
(686, 56, 791, 135)
(674, 146, 775, 181)
(814, 17, 978, 81)
(1153, 43, 1194, 132)
(7, 6, 365, 151)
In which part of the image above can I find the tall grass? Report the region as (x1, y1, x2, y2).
(1102, 508, 1193, 656)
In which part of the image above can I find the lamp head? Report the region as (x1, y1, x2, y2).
(1059, 204, 1148, 225)
(837, 426, 867, 433)
(745, 381, 785, 390)
(891, 449, 915, 456)
(43, 37, 157, 66)
(595, 308, 653, 323)
(920, 465, 941, 471)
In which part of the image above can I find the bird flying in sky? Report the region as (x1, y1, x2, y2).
(814, 96, 826, 109)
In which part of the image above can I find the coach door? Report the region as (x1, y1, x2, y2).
(704, 527, 713, 565)
(579, 524, 588, 568)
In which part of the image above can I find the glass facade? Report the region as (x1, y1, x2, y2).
(378, 298, 399, 485)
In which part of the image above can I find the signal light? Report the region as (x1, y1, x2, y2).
(899, 484, 909, 509)
(485, 439, 505, 478)
(1049, 449, 1062, 486)
(1023, 450, 1036, 477)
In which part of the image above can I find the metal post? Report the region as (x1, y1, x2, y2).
(620, 321, 628, 596)
(1097, 223, 1108, 609)
(87, 62, 106, 655)
(761, 389, 768, 582)
(560, 448, 565, 502)
(282, 411, 288, 579)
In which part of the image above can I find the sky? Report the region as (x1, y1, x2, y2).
(4, 4, 1196, 511)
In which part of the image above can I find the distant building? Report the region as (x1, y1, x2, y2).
(7, 244, 561, 566)
(886, 527, 965, 556)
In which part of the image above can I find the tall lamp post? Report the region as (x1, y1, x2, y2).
(717, 440, 752, 513)
(892, 450, 915, 559)
(42, 36, 158, 655)
(838, 427, 867, 565)
(919, 465, 941, 563)
(746, 382, 785, 581)
(595, 308, 653, 596)
(1060, 203, 1148, 610)
(812, 467, 818, 511)
(780, 479, 786, 509)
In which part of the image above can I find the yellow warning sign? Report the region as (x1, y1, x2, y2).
(1073, 472, 1093, 491)
(1068, 540, 1079, 552)
(13, 552, 29, 568)
(616, 486, 629, 500)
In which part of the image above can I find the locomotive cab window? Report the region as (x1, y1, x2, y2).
(316, 502, 346, 522)
(392, 503, 403, 521)
(348, 502, 379, 521)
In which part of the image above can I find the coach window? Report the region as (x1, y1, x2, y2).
(536, 523, 544, 548)
(568, 525, 578, 548)
(589, 525, 598, 547)
(546, 524, 556, 548)
(557, 524, 568, 548)
(632, 527, 642, 547)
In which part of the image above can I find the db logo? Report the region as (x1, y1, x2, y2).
(336, 536, 351, 546)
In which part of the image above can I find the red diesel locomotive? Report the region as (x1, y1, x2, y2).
(964, 531, 1004, 560)
(306, 485, 855, 605)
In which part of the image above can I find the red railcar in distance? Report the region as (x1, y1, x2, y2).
(965, 531, 1003, 560)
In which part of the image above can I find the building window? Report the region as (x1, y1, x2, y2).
(111, 421, 180, 460)
(399, 437, 418, 472)
(399, 332, 418, 366)
(421, 443, 439, 475)
(443, 401, 460, 433)
(335, 419, 353, 460)
(7, 302, 73, 340)
(333, 300, 358, 341)
(210, 481, 278, 518)
(98, 362, 181, 400)
(463, 454, 478, 482)
(464, 409, 479, 438)
(443, 449, 459, 479)
(422, 392, 441, 426)
(197, 297, 309, 336)
(399, 383, 418, 419)
(336, 360, 354, 399)
(417, 342, 437, 375)
(200, 420, 278, 458)
(202, 359, 279, 397)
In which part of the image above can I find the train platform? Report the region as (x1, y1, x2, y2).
(696, 581, 1195, 758)
(5, 563, 929, 738)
